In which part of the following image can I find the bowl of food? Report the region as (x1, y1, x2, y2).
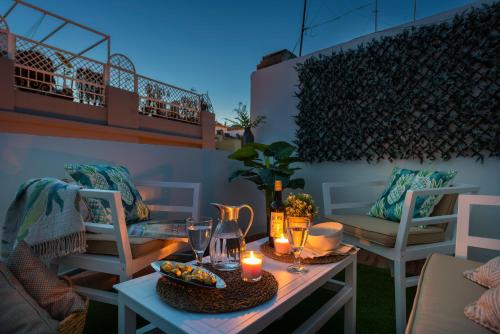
(151, 261, 226, 289)
(305, 222, 343, 251)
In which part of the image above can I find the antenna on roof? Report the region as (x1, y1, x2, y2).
(299, 0, 307, 56)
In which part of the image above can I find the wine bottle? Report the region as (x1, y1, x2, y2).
(269, 180, 285, 248)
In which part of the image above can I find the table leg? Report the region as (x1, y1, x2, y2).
(293, 255, 357, 334)
(118, 294, 136, 334)
(344, 255, 357, 334)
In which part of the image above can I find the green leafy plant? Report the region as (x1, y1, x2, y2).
(285, 193, 318, 218)
(225, 102, 266, 129)
(228, 141, 305, 221)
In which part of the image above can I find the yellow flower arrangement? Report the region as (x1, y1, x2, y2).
(285, 193, 318, 218)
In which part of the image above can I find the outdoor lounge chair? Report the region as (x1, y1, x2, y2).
(405, 194, 500, 334)
(52, 181, 200, 305)
(322, 180, 479, 334)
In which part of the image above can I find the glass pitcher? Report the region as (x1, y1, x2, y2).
(209, 203, 254, 271)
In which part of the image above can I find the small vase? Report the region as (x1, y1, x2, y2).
(242, 128, 254, 145)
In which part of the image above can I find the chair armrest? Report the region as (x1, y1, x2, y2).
(78, 189, 133, 262)
(79, 188, 121, 201)
(84, 222, 114, 234)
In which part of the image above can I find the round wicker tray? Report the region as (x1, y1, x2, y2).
(156, 265, 278, 313)
(260, 241, 347, 264)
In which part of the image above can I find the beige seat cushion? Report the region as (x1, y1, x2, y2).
(327, 194, 456, 248)
(86, 233, 188, 258)
(406, 253, 490, 334)
(327, 214, 445, 247)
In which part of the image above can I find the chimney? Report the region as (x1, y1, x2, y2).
(256, 49, 297, 70)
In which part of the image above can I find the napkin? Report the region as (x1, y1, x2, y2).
(300, 243, 358, 259)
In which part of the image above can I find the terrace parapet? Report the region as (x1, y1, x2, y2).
(0, 22, 215, 149)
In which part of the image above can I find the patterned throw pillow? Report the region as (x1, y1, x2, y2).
(464, 256, 500, 289)
(64, 164, 149, 225)
(368, 167, 457, 222)
(464, 286, 500, 333)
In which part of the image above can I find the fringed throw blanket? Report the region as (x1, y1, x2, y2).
(1, 178, 86, 260)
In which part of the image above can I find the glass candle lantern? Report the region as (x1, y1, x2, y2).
(241, 250, 263, 282)
(274, 234, 290, 255)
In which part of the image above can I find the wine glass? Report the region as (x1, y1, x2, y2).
(186, 217, 213, 267)
(286, 217, 311, 274)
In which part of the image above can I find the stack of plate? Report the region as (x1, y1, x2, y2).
(306, 222, 343, 252)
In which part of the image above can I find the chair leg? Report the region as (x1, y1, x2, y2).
(394, 260, 406, 334)
(119, 272, 132, 282)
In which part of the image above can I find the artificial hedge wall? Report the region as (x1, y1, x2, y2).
(295, 3, 500, 163)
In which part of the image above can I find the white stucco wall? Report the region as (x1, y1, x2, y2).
(0, 133, 266, 238)
(251, 0, 500, 248)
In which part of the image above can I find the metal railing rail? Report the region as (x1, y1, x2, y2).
(11, 33, 107, 106)
(137, 74, 202, 124)
(109, 53, 136, 93)
(0, 27, 205, 124)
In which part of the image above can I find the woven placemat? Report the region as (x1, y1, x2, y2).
(260, 241, 347, 264)
(156, 264, 278, 313)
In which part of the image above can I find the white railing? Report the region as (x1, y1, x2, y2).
(0, 28, 205, 124)
(109, 53, 136, 93)
(137, 75, 202, 124)
(12, 34, 106, 106)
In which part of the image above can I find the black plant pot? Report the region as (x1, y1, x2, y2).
(242, 128, 254, 146)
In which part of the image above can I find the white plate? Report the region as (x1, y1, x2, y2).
(151, 260, 227, 289)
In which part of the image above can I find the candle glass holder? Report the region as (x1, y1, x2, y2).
(274, 235, 290, 255)
(241, 250, 263, 282)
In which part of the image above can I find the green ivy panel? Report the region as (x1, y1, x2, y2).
(295, 3, 500, 163)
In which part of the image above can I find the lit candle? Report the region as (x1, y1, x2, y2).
(274, 235, 290, 255)
(241, 251, 263, 282)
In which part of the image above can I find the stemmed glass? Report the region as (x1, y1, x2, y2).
(186, 217, 213, 267)
(286, 217, 311, 274)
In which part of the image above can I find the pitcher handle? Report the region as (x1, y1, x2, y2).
(240, 204, 254, 239)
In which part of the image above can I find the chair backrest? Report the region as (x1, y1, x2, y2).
(322, 180, 386, 215)
(455, 195, 500, 259)
(135, 181, 201, 220)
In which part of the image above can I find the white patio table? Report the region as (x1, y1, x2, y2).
(114, 238, 357, 334)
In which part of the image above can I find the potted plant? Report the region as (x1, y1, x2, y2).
(228, 141, 305, 234)
(225, 102, 266, 145)
(285, 193, 319, 224)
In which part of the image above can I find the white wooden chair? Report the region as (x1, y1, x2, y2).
(322, 180, 479, 334)
(456, 194, 500, 259)
(53, 181, 200, 305)
(405, 194, 500, 334)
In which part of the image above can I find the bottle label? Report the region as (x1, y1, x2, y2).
(270, 212, 284, 238)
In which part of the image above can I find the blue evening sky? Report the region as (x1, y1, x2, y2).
(1, 0, 472, 121)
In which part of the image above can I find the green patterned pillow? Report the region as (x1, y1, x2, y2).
(64, 164, 149, 225)
(368, 167, 457, 222)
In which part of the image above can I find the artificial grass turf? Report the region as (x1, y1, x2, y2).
(83, 264, 416, 334)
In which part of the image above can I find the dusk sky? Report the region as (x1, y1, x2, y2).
(1, 0, 472, 121)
